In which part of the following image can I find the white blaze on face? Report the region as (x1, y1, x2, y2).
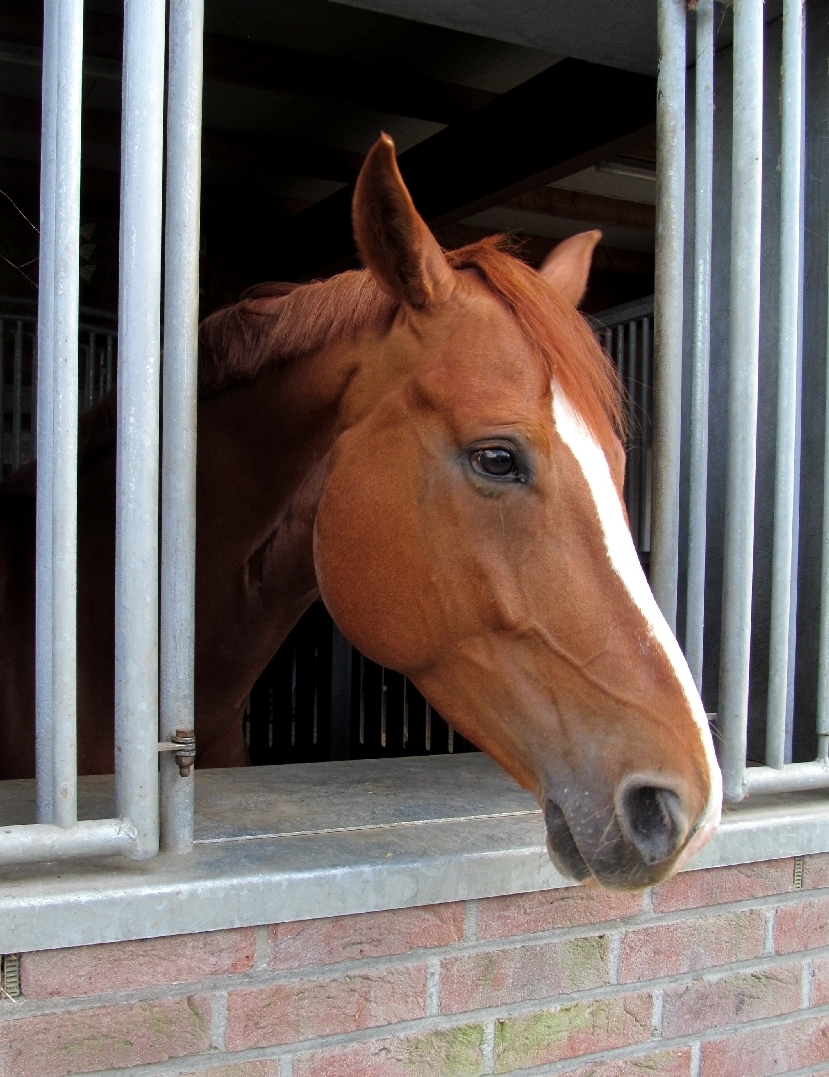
(552, 387, 722, 854)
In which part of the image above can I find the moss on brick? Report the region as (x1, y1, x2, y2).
(494, 994, 650, 1073)
(398, 1024, 486, 1077)
(495, 1001, 592, 1071)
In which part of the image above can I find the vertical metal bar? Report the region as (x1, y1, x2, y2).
(651, 0, 687, 628)
(424, 701, 432, 751)
(329, 626, 352, 760)
(380, 667, 387, 748)
(718, 0, 764, 802)
(12, 321, 23, 473)
(160, 0, 203, 854)
(402, 677, 409, 748)
(638, 317, 651, 549)
(765, 0, 804, 769)
(627, 319, 638, 527)
(82, 329, 93, 409)
(105, 333, 114, 392)
(358, 654, 365, 744)
(31, 333, 37, 463)
(815, 39, 829, 768)
(35, 0, 59, 822)
(40, 0, 80, 825)
(685, 0, 715, 689)
(0, 323, 6, 480)
(115, 0, 166, 858)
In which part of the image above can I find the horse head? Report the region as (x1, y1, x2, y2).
(314, 135, 721, 890)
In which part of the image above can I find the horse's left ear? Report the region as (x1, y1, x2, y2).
(353, 134, 454, 309)
(539, 230, 602, 306)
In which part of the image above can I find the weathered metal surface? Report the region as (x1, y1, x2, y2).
(1, 755, 828, 955)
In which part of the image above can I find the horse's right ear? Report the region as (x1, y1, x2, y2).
(353, 134, 454, 309)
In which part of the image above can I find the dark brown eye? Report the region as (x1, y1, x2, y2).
(471, 447, 520, 479)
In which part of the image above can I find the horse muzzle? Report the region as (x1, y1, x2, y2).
(544, 773, 706, 890)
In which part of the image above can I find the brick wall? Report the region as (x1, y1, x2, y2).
(2, 855, 829, 1077)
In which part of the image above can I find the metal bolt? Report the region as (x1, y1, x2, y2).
(171, 728, 196, 777)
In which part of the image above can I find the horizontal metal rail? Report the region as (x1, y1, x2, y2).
(0, 819, 136, 865)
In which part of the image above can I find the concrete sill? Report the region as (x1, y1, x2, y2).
(1, 754, 828, 954)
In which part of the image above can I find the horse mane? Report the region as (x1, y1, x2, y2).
(1, 237, 623, 500)
(199, 236, 623, 451)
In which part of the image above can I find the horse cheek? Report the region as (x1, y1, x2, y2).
(313, 441, 442, 674)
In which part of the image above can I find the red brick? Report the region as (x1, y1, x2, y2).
(0, 994, 212, 1077)
(476, 886, 642, 940)
(441, 934, 609, 1014)
(562, 1047, 692, 1076)
(775, 896, 829, 954)
(652, 860, 794, 913)
(493, 992, 651, 1073)
(268, 903, 464, 970)
(618, 909, 765, 983)
(20, 929, 255, 999)
(179, 1065, 280, 1077)
(293, 1024, 486, 1077)
(811, 956, 829, 1006)
(225, 963, 426, 1049)
(701, 1012, 829, 1077)
(802, 852, 829, 890)
(662, 964, 802, 1037)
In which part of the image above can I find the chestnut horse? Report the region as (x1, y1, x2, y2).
(0, 136, 720, 889)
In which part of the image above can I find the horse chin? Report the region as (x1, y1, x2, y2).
(544, 799, 592, 882)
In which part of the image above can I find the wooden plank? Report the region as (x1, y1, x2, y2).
(0, 94, 363, 184)
(274, 58, 656, 278)
(0, 9, 499, 125)
(500, 186, 655, 231)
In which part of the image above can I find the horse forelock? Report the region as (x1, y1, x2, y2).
(196, 238, 624, 456)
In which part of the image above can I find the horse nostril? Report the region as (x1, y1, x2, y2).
(616, 783, 687, 866)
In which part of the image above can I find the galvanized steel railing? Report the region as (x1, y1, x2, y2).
(653, 0, 828, 801)
(0, 0, 204, 865)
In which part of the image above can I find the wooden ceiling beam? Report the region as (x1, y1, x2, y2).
(0, 94, 364, 185)
(272, 58, 656, 278)
(499, 186, 655, 232)
(0, 9, 499, 125)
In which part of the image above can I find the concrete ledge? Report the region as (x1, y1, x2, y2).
(1, 754, 828, 954)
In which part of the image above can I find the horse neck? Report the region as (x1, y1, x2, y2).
(193, 336, 368, 758)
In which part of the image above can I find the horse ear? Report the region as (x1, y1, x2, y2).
(538, 230, 602, 306)
(353, 134, 454, 309)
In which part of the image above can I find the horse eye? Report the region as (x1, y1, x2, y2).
(471, 447, 520, 479)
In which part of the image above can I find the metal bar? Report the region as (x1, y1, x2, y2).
(685, 0, 715, 689)
(816, 58, 829, 768)
(627, 319, 638, 527)
(380, 667, 387, 748)
(43, 0, 84, 830)
(105, 333, 114, 392)
(160, 0, 203, 855)
(35, 0, 59, 823)
(84, 331, 94, 411)
(0, 321, 5, 481)
(718, 0, 765, 802)
(638, 317, 651, 549)
(0, 819, 136, 867)
(12, 321, 22, 473)
(651, 0, 687, 628)
(743, 761, 829, 797)
(765, 0, 804, 769)
(329, 626, 352, 760)
(114, 0, 167, 859)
